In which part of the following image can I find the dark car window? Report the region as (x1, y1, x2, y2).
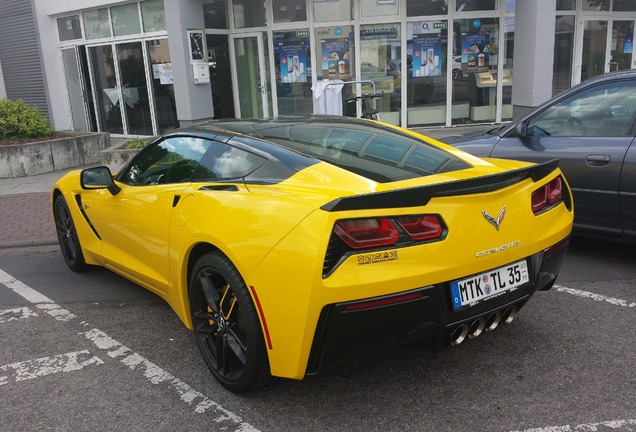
(119, 136, 266, 185)
(527, 80, 636, 137)
(244, 123, 470, 182)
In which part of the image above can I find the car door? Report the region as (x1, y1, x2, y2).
(619, 136, 636, 238)
(490, 78, 636, 235)
(83, 136, 213, 294)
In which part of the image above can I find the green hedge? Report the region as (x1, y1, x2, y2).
(0, 98, 52, 140)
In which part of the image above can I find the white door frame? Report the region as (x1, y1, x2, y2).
(229, 32, 269, 119)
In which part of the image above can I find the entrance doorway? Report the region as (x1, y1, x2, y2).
(576, 19, 635, 84)
(207, 34, 235, 119)
(81, 38, 178, 136)
(231, 33, 269, 118)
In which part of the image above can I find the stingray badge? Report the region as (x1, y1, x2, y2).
(482, 205, 506, 231)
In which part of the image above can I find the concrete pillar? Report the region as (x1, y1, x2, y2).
(511, 0, 557, 118)
(0, 59, 6, 99)
(164, 0, 215, 124)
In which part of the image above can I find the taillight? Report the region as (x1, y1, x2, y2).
(334, 218, 399, 249)
(532, 176, 563, 214)
(395, 215, 443, 240)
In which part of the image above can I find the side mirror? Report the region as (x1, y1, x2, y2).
(514, 121, 528, 139)
(80, 166, 121, 195)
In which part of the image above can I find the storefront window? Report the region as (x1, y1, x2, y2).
(553, 15, 575, 95)
(274, 30, 312, 114)
(111, 3, 141, 37)
(83, 9, 111, 40)
(203, 0, 229, 29)
(57, 15, 82, 41)
(583, 0, 609, 11)
(456, 0, 497, 12)
(452, 18, 500, 124)
(611, 21, 635, 71)
(361, 0, 399, 18)
(141, 0, 166, 32)
(556, 0, 575, 10)
(146, 39, 179, 132)
(273, 0, 307, 22)
(406, 21, 448, 126)
(614, 0, 636, 11)
(313, 0, 352, 22)
(233, 0, 266, 28)
(407, 0, 447, 16)
(359, 24, 401, 124)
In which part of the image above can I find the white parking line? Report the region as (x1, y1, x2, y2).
(510, 418, 636, 432)
(0, 350, 104, 386)
(0, 269, 76, 321)
(83, 328, 259, 431)
(0, 268, 260, 431)
(0, 306, 38, 323)
(554, 284, 636, 308)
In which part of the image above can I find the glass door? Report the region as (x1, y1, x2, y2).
(61, 47, 89, 131)
(116, 42, 154, 136)
(610, 20, 635, 73)
(576, 19, 635, 85)
(231, 33, 269, 118)
(579, 19, 608, 82)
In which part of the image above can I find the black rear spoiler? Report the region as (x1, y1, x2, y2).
(320, 159, 560, 212)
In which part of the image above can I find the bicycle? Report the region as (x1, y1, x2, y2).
(346, 93, 383, 121)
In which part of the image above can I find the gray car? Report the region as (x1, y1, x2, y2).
(446, 70, 636, 242)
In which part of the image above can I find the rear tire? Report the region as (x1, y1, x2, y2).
(189, 252, 271, 393)
(53, 195, 88, 272)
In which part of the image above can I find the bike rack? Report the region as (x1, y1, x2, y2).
(324, 79, 378, 118)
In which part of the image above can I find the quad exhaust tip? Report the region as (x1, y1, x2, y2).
(449, 305, 519, 346)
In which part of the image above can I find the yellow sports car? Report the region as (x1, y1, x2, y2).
(52, 117, 573, 393)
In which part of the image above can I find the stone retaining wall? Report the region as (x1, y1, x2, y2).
(0, 132, 110, 178)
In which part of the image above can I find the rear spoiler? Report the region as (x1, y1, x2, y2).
(320, 159, 560, 212)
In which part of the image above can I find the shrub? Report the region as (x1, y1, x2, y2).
(0, 98, 52, 140)
(126, 138, 148, 149)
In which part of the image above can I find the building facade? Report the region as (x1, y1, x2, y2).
(0, 0, 635, 137)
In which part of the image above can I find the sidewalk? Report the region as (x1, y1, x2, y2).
(0, 124, 495, 249)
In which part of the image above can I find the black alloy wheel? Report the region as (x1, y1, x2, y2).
(53, 195, 88, 272)
(189, 252, 270, 393)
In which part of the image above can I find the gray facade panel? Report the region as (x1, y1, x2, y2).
(0, 0, 49, 119)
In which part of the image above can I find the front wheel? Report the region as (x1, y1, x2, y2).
(189, 252, 271, 393)
(53, 195, 88, 272)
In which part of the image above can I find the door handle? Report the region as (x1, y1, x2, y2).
(585, 154, 611, 166)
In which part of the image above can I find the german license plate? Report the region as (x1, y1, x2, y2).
(450, 260, 529, 310)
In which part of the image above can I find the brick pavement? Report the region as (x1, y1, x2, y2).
(0, 193, 57, 248)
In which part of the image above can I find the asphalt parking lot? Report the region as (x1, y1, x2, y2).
(0, 237, 634, 432)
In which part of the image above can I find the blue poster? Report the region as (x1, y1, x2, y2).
(412, 33, 443, 77)
(461, 31, 490, 71)
(625, 35, 633, 54)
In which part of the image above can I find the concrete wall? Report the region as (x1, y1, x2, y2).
(0, 132, 110, 178)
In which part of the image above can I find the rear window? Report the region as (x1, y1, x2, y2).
(243, 123, 470, 182)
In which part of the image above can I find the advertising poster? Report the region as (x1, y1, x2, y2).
(321, 38, 351, 79)
(276, 39, 308, 83)
(412, 34, 443, 77)
(461, 30, 490, 72)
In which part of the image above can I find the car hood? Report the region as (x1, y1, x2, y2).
(443, 129, 503, 158)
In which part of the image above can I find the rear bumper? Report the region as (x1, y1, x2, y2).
(306, 236, 569, 374)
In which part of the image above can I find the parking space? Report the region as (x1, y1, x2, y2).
(0, 240, 634, 432)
